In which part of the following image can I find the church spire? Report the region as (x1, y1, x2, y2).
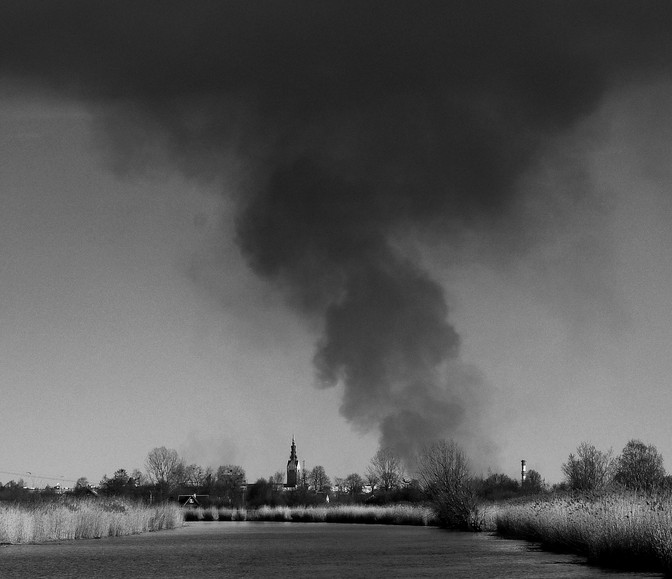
(286, 436, 300, 488)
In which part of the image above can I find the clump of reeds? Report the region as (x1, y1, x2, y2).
(181, 504, 435, 525)
(494, 492, 672, 573)
(232, 504, 436, 525)
(473, 502, 501, 532)
(252, 505, 295, 521)
(183, 506, 248, 521)
(0, 497, 183, 544)
(326, 504, 436, 525)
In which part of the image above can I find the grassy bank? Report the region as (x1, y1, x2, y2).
(494, 492, 672, 573)
(184, 504, 437, 526)
(0, 497, 183, 544)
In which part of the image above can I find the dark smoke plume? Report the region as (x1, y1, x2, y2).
(2, 1, 671, 468)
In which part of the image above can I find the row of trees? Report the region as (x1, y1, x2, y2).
(72, 447, 401, 507)
(246, 464, 337, 508)
(344, 438, 670, 530)
(239, 443, 547, 513)
(561, 439, 667, 492)
(3, 438, 663, 519)
(63, 447, 248, 506)
(394, 438, 669, 531)
(245, 450, 427, 508)
(0, 439, 537, 529)
(252, 448, 410, 498)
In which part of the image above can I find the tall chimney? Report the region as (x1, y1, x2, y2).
(521, 459, 527, 485)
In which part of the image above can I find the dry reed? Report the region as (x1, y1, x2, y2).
(0, 497, 183, 544)
(183, 504, 436, 525)
(494, 492, 672, 573)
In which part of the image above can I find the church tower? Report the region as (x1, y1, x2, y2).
(286, 436, 300, 488)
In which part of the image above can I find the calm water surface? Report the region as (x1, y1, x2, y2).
(0, 522, 662, 578)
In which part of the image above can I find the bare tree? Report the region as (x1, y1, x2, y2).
(145, 447, 184, 489)
(367, 448, 404, 492)
(182, 464, 211, 488)
(333, 476, 343, 492)
(615, 439, 666, 492)
(130, 468, 148, 486)
(309, 465, 331, 492)
(365, 470, 379, 491)
(417, 439, 481, 530)
(216, 464, 246, 484)
(561, 442, 616, 491)
(214, 465, 246, 507)
(344, 473, 364, 496)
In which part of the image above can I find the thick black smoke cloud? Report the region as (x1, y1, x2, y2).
(2, 1, 671, 468)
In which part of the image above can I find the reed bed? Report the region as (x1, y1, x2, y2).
(183, 504, 437, 526)
(494, 492, 672, 573)
(0, 498, 183, 544)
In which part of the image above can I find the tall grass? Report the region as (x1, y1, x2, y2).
(0, 497, 183, 544)
(183, 504, 436, 526)
(494, 492, 672, 573)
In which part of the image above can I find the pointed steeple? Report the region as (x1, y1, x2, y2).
(286, 436, 300, 487)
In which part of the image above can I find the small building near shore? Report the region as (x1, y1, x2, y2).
(178, 493, 208, 508)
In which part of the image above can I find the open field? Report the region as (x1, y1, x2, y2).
(493, 492, 672, 573)
(0, 497, 182, 544)
(183, 503, 437, 526)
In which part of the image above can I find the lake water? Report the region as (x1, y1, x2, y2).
(0, 522, 662, 578)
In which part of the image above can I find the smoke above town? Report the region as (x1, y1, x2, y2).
(2, 1, 671, 470)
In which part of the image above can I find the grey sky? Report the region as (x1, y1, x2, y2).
(1, 2, 672, 485)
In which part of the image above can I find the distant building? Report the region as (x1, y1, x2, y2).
(178, 493, 208, 508)
(285, 437, 301, 488)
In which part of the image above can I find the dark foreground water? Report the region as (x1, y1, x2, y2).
(0, 522, 662, 578)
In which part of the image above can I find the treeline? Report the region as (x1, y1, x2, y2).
(414, 437, 672, 532)
(559, 439, 670, 493)
(0, 446, 247, 507)
(2, 437, 666, 523)
(0, 443, 541, 511)
(322, 438, 672, 532)
(246, 445, 547, 515)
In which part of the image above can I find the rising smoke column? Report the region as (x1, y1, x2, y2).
(1, 1, 671, 468)
(235, 159, 480, 465)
